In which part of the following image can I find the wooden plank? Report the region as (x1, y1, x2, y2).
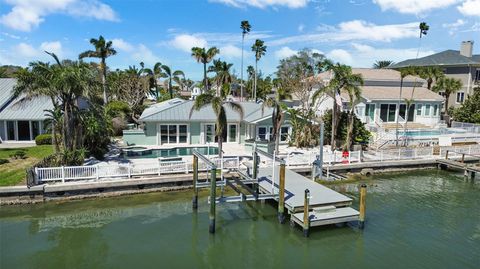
(292, 207, 359, 227)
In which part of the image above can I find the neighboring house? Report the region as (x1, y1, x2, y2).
(391, 41, 480, 109)
(123, 98, 293, 146)
(0, 78, 52, 142)
(315, 68, 444, 128)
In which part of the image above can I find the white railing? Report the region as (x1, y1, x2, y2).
(451, 121, 480, 133)
(35, 156, 240, 184)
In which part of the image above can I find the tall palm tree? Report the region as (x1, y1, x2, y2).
(191, 47, 220, 93)
(395, 67, 414, 146)
(433, 77, 462, 116)
(208, 59, 234, 97)
(43, 107, 63, 153)
(79, 35, 117, 104)
(189, 92, 243, 160)
(417, 66, 444, 90)
(240, 20, 251, 101)
(251, 39, 267, 102)
(313, 61, 362, 150)
(344, 78, 364, 150)
(373, 60, 394, 69)
(261, 87, 292, 152)
(161, 65, 184, 99)
(142, 62, 163, 99)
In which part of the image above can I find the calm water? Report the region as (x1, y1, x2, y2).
(124, 146, 218, 159)
(1, 171, 479, 269)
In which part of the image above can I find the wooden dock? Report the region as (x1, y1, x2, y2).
(436, 150, 479, 181)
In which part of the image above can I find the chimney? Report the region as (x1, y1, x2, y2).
(460, 41, 474, 58)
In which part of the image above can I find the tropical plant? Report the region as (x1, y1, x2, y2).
(251, 39, 267, 102)
(373, 60, 394, 69)
(343, 77, 364, 150)
(416, 66, 444, 90)
(395, 67, 414, 146)
(208, 59, 234, 97)
(43, 106, 63, 152)
(452, 87, 480, 123)
(191, 47, 220, 93)
(240, 20, 251, 101)
(142, 62, 163, 99)
(161, 65, 184, 99)
(433, 77, 462, 115)
(78, 35, 117, 104)
(189, 92, 243, 159)
(322, 109, 370, 147)
(261, 87, 292, 152)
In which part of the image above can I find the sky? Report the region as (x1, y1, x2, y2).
(0, 0, 479, 80)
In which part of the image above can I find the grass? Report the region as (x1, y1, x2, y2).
(0, 145, 54, 186)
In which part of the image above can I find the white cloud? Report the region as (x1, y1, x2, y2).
(170, 34, 208, 52)
(219, 45, 243, 58)
(210, 0, 309, 9)
(112, 38, 134, 52)
(40, 41, 63, 56)
(270, 20, 419, 46)
(131, 44, 162, 65)
(457, 0, 480, 16)
(274, 46, 297, 59)
(327, 49, 354, 65)
(2, 32, 21, 39)
(442, 19, 467, 35)
(0, 0, 118, 32)
(15, 42, 39, 57)
(372, 0, 460, 14)
(298, 24, 305, 32)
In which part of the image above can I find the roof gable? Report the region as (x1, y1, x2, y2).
(391, 50, 480, 68)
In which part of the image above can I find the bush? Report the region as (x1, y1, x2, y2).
(35, 134, 53, 145)
(10, 150, 26, 160)
(0, 159, 9, 165)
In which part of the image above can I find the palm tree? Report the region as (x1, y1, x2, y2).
(313, 61, 363, 150)
(261, 87, 292, 152)
(79, 35, 117, 104)
(344, 78, 363, 150)
(416, 66, 444, 90)
(403, 98, 414, 147)
(373, 60, 394, 69)
(161, 65, 184, 99)
(251, 39, 267, 102)
(433, 77, 462, 116)
(240, 20, 251, 101)
(189, 92, 243, 160)
(142, 62, 163, 99)
(208, 59, 234, 97)
(191, 47, 220, 93)
(43, 107, 63, 153)
(395, 67, 414, 146)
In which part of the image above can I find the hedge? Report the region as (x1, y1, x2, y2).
(35, 134, 53, 145)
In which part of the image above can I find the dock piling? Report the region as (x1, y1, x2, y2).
(192, 156, 199, 210)
(209, 166, 217, 234)
(359, 184, 367, 229)
(278, 162, 286, 224)
(303, 189, 310, 237)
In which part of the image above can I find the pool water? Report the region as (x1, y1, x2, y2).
(399, 129, 466, 137)
(123, 146, 219, 159)
(1, 170, 479, 268)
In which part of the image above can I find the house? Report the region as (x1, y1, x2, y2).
(122, 98, 293, 147)
(0, 78, 52, 142)
(391, 41, 480, 109)
(315, 68, 444, 129)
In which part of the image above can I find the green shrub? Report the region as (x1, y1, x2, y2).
(0, 158, 9, 165)
(35, 134, 53, 145)
(10, 150, 26, 160)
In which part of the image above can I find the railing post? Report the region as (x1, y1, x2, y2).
(96, 165, 99, 180)
(278, 162, 286, 224)
(61, 166, 65, 183)
(158, 159, 161, 176)
(359, 184, 367, 229)
(398, 148, 401, 160)
(303, 189, 310, 237)
(445, 150, 449, 160)
(128, 163, 132, 178)
(185, 161, 189, 174)
(192, 156, 198, 210)
(209, 166, 217, 234)
(461, 153, 465, 163)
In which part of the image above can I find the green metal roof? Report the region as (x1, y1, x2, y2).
(0, 78, 16, 111)
(391, 50, 480, 68)
(0, 95, 54, 120)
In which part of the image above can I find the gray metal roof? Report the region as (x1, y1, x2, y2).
(0, 95, 54, 120)
(0, 78, 16, 111)
(391, 50, 480, 68)
(140, 98, 273, 123)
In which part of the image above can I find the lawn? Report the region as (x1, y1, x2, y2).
(0, 145, 54, 186)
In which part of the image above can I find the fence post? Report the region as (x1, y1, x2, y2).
(128, 163, 132, 178)
(303, 189, 310, 237)
(192, 156, 198, 210)
(34, 167, 39, 185)
(398, 148, 401, 160)
(445, 150, 449, 160)
(278, 162, 286, 224)
(209, 166, 217, 234)
(96, 165, 99, 180)
(61, 166, 65, 183)
(158, 159, 161, 176)
(359, 184, 367, 229)
(185, 161, 189, 174)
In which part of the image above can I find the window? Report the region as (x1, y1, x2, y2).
(6, 121, 15, 140)
(179, 125, 188, 143)
(456, 92, 465, 103)
(416, 104, 423, 116)
(475, 69, 480, 81)
(380, 104, 388, 122)
(160, 124, 188, 144)
(399, 104, 407, 120)
(425, 104, 431, 116)
(258, 127, 267, 140)
(433, 105, 438, 116)
(365, 104, 375, 121)
(32, 121, 40, 139)
(355, 106, 364, 117)
(269, 127, 274, 141)
(228, 124, 237, 142)
(280, 127, 289, 142)
(160, 125, 168, 144)
(205, 124, 215, 143)
(388, 104, 396, 122)
(168, 125, 177, 143)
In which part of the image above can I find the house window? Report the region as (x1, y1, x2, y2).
(355, 106, 364, 117)
(433, 105, 438, 116)
(258, 127, 267, 140)
(280, 127, 289, 142)
(416, 104, 423, 116)
(388, 104, 396, 122)
(32, 121, 40, 140)
(205, 124, 215, 143)
(365, 104, 375, 121)
(425, 104, 431, 116)
(456, 92, 465, 103)
(168, 125, 177, 143)
(6, 121, 15, 140)
(160, 125, 168, 144)
(179, 125, 188, 143)
(228, 124, 237, 142)
(475, 69, 480, 81)
(160, 124, 188, 144)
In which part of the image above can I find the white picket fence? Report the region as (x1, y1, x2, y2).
(35, 157, 240, 184)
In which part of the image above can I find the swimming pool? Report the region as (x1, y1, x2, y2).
(398, 128, 466, 137)
(122, 146, 219, 159)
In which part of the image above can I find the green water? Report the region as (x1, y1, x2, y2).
(1, 171, 479, 269)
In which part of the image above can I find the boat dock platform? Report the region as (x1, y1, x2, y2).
(192, 147, 366, 237)
(437, 150, 479, 181)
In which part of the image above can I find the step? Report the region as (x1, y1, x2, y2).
(291, 207, 360, 227)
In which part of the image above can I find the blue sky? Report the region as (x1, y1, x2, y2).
(1, 0, 479, 80)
